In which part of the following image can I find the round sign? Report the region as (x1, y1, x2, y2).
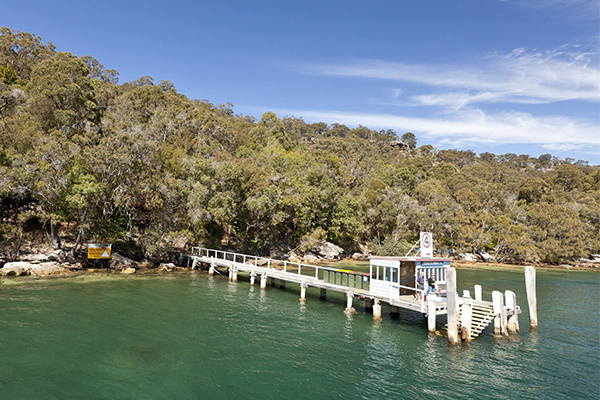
(422, 233, 431, 248)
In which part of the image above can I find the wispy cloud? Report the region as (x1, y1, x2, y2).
(303, 47, 600, 109)
(271, 107, 600, 151)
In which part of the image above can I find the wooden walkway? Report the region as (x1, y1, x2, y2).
(188, 247, 448, 315)
(184, 247, 522, 342)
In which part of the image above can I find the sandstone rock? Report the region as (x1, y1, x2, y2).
(311, 241, 344, 260)
(0, 261, 67, 276)
(19, 253, 49, 263)
(108, 253, 138, 270)
(159, 263, 176, 271)
(121, 267, 136, 274)
(304, 252, 321, 264)
(352, 252, 370, 261)
(288, 255, 303, 264)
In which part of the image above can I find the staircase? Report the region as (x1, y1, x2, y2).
(442, 301, 496, 340)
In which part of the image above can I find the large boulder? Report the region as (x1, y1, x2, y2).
(108, 253, 138, 270)
(311, 241, 344, 260)
(0, 261, 67, 276)
(18, 253, 49, 263)
(352, 252, 370, 261)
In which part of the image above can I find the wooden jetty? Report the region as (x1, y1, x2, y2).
(185, 233, 532, 343)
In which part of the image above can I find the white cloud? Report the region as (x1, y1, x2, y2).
(271, 107, 600, 150)
(303, 47, 600, 108)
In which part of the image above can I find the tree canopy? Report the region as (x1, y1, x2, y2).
(1, 28, 599, 264)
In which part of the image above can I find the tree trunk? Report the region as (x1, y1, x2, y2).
(50, 222, 61, 250)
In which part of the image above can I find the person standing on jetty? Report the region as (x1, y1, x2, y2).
(427, 273, 436, 296)
(416, 272, 425, 299)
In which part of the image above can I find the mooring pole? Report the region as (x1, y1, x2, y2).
(446, 267, 458, 344)
(474, 285, 482, 301)
(525, 266, 538, 330)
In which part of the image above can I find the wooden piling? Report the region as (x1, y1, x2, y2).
(320, 288, 326, 300)
(461, 301, 473, 342)
(493, 291, 508, 336)
(260, 274, 267, 290)
(249, 272, 256, 286)
(463, 290, 471, 298)
(300, 283, 307, 301)
(427, 300, 436, 333)
(373, 299, 382, 320)
(474, 285, 482, 301)
(209, 263, 215, 276)
(390, 305, 400, 318)
(344, 292, 356, 314)
(505, 290, 519, 334)
(231, 268, 238, 282)
(525, 266, 538, 330)
(446, 267, 458, 344)
(492, 290, 502, 335)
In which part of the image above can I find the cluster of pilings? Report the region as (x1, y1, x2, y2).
(444, 266, 538, 344)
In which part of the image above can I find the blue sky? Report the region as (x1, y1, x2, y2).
(4, 0, 600, 164)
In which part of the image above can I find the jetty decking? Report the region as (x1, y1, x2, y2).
(185, 247, 532, 343)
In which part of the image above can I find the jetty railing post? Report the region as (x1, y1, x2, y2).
(267, 260, 270, 269)
(446, 267, 458, 344)
(284, 261, 287, 272)
(505, 290, 519, 334)
(525, 266, 538, 330)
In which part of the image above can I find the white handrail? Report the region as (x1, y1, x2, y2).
(192, 247, 329, 280)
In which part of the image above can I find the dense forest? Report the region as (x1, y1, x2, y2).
(1, 28, 599, 265)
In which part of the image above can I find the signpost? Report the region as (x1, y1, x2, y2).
(88, 244, 112, 259)
(420, 232, 433, 257)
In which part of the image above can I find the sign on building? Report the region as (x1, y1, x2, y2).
(88, 244, 112, 259)
(420, 232, 433, 257)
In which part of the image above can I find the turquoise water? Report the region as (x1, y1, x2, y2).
(1, 269, 598, 399)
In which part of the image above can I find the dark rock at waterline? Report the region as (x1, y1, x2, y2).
(47, 249, 67, 263)
(108, 253, 138, 270)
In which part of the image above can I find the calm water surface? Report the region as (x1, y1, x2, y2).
(0, 268, 598, 399)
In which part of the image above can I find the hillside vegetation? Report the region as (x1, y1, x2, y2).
(1, 28, 599, 264)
